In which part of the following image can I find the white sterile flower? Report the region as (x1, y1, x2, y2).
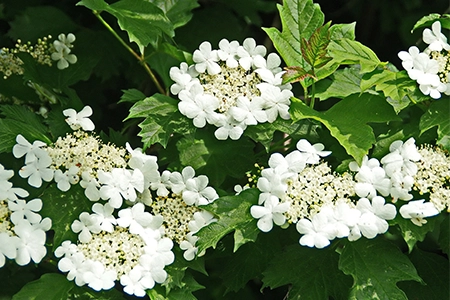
(267, 151, 306, 180)
(257, 168, 287, 205)
(57, 252, 89, 286)
(12, 134, 47, 164)
(169, 166, 196, 194)
(120, 266, 148, 297)
(250, 197, 289, 232)
(0, 165, 29, 200)
(353, 165, 391, 199)
(117, 203, 154, 235)
(8, 198, 42, 224)
(296, 211, 335, 249)
(214, 114, 246, 140)
(51, 44, 77, 69)
(149, 170, 171, 197)
(54, 240, 78, 258)
(237, 37, 267, 70)
(79, 172, 100, 201)
(71, 212, 101, 243)
(188, 211, 216, 233)
(253, 52, 282, 73)
(329, 202, 361, 238)
(422, 21, 450, 52)
(255, 68, 284, 86)
(389, 171, 414, 201)
(407, 53, 446, 99)
(57, 33, 76, 48)
(98, 168, 144, 208)
(18, 153, 54, 188)
(381, 138, 420, 177)
(399, 199, 439, 226)
(182, 92, 221, 128)
(0, 164, 13, 184)
(354, 197, 396, 239)
(218, 38, 239, 68)
(169, 62, 198, 95)
(63, 106, 95, 131)
(83, 260, 117, 291)
(14, 220, 48, 266)
(257, 83, 292, 122)
(183, 175, 218, 206)
(296, 139, 332, 164)
(398, 46, 421, 71)
(180, 233, 199, 261)
(228, 96, 267, 125)
(193, 41, 220, 75)
(91, 203, 116, 232)
(0, 233, 19, 267)
(54, 166, 80, 192)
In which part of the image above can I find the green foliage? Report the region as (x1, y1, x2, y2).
(39, 184, 94, 250)
(290, 93, 400, 164)
(78, 0, 174, 51)
(264, 0, 324, 68)
(339, 238, 422, 300)
(0, 105, 51, 153)
(411, 13, 450, 32)
(314, 67, 362, 100)
(12, 273, 74, 300)
(263, 244, 352, 299)
(126, 93, 195, 148)
(419, 99, 450, 150)
(196, 189, 260, 253)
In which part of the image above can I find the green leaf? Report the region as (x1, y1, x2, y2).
(282, 66, 316, 84)
(339, 238, 422, 300)
(263, 0, 324, 68)
(391, 214, 440, 253)
(0, 105, 51, 153)
(300, 21, 332, 69)
(12, 273, 73, 300)
(7, 6, 77, 41)
(398, 248, 449, 300)
(220, 233, 282, 294)
(438, 214, 449, 256)
(411, 13, 450, 32)
(290, 94, 400, 164)
(314, 67, 362, 100)
(150, 0, 199, 29)
(176, 129, 254, 186)
(68, 285, 126, 299)
(196, 188, 260, 253)
(79, 0, 174, 51)
(39, 184, 93, 250)
(126, 94, 195, 148)
(118, 88, 146, 103)
(420, 100, 450, 150)
(262, 244, 352, 300)
(328, 38, 381, 73)
(329, 22, 356, 40)
(244, 118, 321, 151)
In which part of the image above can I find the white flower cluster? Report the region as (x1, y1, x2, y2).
(51, 33, 77, 70)
(250, 138, 441, 248)
(170, 38, 293, 140)
(398, 21, 450, 99)
(55, 202, 173, 297)
(0, 164, 51, 267)
(13, 106, 219, 262)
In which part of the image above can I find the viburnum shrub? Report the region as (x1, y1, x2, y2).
(0, 0, 448, 299)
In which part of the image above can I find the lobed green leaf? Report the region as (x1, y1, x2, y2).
(262, 243, 352, 299)
(339, 238, 422, 300)
(263, 0, 324, 68)
(300, 21, 332, 69)
(196, 188, 260, 253)
(314, 67, 362, 100)
(290, 93, 400, 164)
(12, 273, 74, 300)
(411, 13, 450, 32)
(328, 38, 381, 73)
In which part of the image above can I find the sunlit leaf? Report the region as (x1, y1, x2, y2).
(314, 67, 362, 100)
(300, 21, 332, 69)
(411, 13, 450, 32)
